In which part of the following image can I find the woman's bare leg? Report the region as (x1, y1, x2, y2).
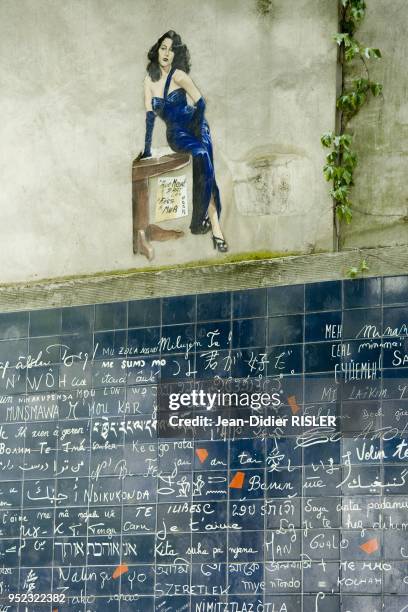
(208, 196, 224, 240)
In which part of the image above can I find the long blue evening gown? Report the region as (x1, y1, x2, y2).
(152, 67, 221, 233)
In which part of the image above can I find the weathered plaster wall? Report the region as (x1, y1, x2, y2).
(342, 0, 408, 248)
(0, 0, 337, 284)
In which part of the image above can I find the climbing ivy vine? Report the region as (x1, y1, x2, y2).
(321, 0, 383, 248)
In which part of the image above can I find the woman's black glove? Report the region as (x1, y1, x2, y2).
(194, 97, 206, 130)
(139, 110, 156, 159)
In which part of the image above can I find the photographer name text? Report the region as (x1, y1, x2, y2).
(168, 414, 336, 428)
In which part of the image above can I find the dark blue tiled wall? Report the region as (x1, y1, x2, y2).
(0, 275, 406, 611)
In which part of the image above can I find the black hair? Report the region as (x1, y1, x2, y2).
(147, 30, 191, 82)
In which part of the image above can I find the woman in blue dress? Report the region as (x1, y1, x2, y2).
(140, 30, 228, 252)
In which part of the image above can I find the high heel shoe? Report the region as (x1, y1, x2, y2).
(212, 235, 228, 253)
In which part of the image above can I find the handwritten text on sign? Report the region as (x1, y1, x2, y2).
(155, 176, 188, 222)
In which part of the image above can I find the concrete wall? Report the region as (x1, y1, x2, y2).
(0, 0, 337, 284)
(341, 0, 408, 248)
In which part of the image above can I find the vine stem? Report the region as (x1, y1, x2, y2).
(360, 54, 370, 79)
(334, 0, 346, 251)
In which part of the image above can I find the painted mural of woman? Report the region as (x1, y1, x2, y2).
(139, 30, 228, 252)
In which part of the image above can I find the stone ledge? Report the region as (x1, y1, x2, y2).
(0, 245, 407, 312)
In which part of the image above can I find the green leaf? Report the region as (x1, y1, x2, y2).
(344, 39, 361, 61)
(351, 7, 365, 22)
(336, 205, 345, 221)
(340, 134, 353, 147)
(338, 99, 346, 111)
(357, 91, 366, 107)
(354, 77, 370, 92)
(323, 164, 334, 181)
(347, 257, 369, 278)
(370, 82, 383, 96)
(342, 169, 352, 185)
(334, 33, 350, 46)
(337, 95, 349, 111)
(343, 150, 357, 169)
(364, 47, 382, 59)
(321, 132, 334, 147)
(343, 205, 353, 223)
(326, 151, 338, 164)
(331, 185, 350, 203)
(344, 50, 353, 62)
(360, 259, 370, 272)
(331, 166, 353, 187)
(336, 202, 353, 223)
